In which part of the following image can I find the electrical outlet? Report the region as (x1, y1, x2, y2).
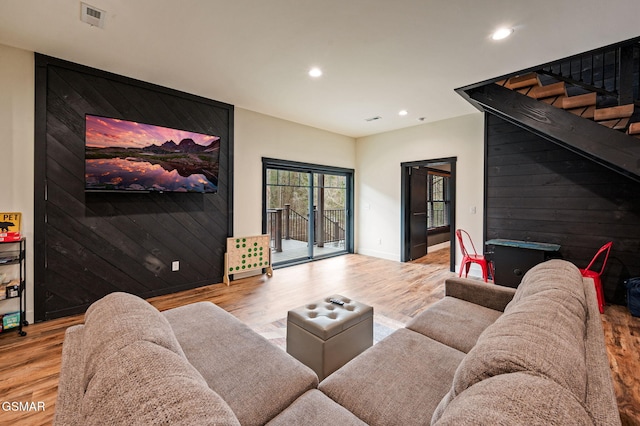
(171, 261, 179, 271)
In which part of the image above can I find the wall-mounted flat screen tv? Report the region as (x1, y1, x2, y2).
(85, 114, 220, 193)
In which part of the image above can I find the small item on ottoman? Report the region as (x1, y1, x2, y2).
(287, 295, 373, 381)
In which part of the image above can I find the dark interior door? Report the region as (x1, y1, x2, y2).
(409, 167, 428, 260)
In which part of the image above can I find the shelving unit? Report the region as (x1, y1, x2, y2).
(0, 238, 27, 336)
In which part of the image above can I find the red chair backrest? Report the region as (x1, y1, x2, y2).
(456, 229, 478, 257)
(584, 242, 613, 276)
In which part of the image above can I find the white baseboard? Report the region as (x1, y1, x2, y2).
(355, 248, 400, 262)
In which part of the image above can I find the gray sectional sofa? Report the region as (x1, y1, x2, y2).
(54, 259, 620, 425)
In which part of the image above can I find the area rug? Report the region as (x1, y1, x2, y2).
(250, 314, 404, 351)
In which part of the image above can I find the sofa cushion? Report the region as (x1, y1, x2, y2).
(82, 340, 240, 426)
(446, 260, 589, 406)
(163, 301, 318, 426)
(506, 259, 587, 319)
(406, 296, 502, 353)
(432, 372, 592, 425)
(319, 328, 465, 426)
(444, 276, 516, 312)
(53, 325, 85, 426)
(582, 276, 624, 425)
(266, 390, 367, 426)
(81, 292, 185, 390)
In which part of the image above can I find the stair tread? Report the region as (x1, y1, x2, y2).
(582, 105, 596, 119)
(597, 118, 630, 130)
(562, 92, 597, 109)
(628, 122, 640, 135)
(528, 81, 566, 100)
(567, 105, 596, 119)
(594, 104, 635, 121)
(505, 73, 539, 90)
(542, 95, 565, 107)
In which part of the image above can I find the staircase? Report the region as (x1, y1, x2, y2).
(496, 71, 640, 139)
(456, 37, 640, 182)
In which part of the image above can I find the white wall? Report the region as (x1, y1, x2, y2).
(355, 113, 485, 273)
(0, 44, 34, 323)
(232, 108, 356, 237)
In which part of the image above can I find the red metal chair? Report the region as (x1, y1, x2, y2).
(579, 242, 613, 314)
(456, 229, 494, 282)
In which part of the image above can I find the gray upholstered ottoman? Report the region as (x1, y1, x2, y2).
(287, 295, 373, 381)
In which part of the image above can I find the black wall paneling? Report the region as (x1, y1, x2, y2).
(34, 54, 234, 320)
(485, 113, 640, 304)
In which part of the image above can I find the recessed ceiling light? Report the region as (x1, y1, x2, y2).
(399, 110, 408, 116)
(492, 27, 513, 41)
(309, 67, 323, 78)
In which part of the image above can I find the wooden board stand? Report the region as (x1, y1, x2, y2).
(223, 235, 273, 285)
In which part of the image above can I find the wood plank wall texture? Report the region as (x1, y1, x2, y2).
(33, 54, 233, 321)
(485, 113, 640, 304)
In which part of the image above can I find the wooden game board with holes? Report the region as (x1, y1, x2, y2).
(223, 235, 273, 285)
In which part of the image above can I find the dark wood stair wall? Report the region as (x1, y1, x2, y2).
(485, 114, 640, 304)
(459, 39, 640, 305)
(465, 82, 640, 304)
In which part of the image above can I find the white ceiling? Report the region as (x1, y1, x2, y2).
(1, 0, 639, 138)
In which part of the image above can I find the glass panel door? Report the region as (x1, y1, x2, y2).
(266, 169, 312, 264)
(264, 159, 353, 267)
(313, 173, 347, 258)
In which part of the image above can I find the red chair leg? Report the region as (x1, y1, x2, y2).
(458, 256, 493, 283)
(593, 277, 605, 314)
(459, 257, 472, 278)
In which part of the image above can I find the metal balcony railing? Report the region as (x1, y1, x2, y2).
(267, 204, 346, 252)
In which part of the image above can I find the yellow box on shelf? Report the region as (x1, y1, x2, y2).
(0, 212, 21, 242)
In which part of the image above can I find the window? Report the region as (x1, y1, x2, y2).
(427, 172, 450, 229)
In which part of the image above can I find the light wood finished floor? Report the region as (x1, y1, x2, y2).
(0, 251, 638, 425)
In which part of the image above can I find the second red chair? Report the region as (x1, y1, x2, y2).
(579, 242, 613, 314)
(456, 229, 493, 283)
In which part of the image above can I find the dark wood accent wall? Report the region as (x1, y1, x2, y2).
(485, 113, 640, 304)
(34, 54, 233, 320)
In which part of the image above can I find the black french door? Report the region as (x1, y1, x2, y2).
(263, 158, 354, 266)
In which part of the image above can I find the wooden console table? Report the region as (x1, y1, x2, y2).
(485, 239, 561, 288)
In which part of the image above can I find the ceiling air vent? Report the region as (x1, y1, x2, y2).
(365, 116, 382, 122)
(81, 2, 106, 28)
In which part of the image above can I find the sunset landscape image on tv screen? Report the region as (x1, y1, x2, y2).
(85, 115, 220, 193)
